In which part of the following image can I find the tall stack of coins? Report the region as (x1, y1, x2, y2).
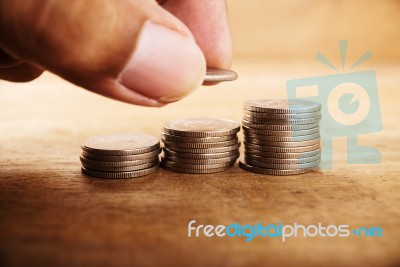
(161, 118, 241, 174)
(80, 133, 161, 179)
(240, 99, 322, 175)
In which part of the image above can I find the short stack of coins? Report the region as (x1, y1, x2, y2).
(161, 118, 241, 174)
(80, 133, 161, 179)
(240, 99, 322, 175)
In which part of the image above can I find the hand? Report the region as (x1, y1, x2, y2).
(0, 0, 232, 106)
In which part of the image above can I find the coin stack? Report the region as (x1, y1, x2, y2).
(161, 118, 241, 174)
(240, 99, 322, 175)
(80, 133, 161, 179)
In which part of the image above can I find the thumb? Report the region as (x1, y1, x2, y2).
(0, 0, 206, 106)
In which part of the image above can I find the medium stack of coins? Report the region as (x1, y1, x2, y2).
(240, 99, 322, 175)
(161, 118, 241, 174)
(80, 133, 161, 179)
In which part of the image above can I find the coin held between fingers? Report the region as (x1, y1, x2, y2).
(204, 68, 238, 83)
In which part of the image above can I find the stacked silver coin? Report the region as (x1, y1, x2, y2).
(161, 118, 241, 174)
(80, 133, 161, 179)
(240, 99, 322, 175)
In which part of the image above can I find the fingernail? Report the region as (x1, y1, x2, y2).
(120, 22, 206, 103)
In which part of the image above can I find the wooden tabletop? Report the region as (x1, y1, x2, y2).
(1, 61, 399, 267)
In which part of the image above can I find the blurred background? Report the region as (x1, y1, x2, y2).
(229, 0, 400, 62)
(1, 0, 399, 140)
(1, 0, 399, 147)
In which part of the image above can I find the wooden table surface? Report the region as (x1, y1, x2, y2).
(1, 61, 399, 267)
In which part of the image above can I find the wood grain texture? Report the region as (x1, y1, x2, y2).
(0, 61, 399, 267)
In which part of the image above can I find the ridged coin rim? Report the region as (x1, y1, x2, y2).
(244, 141, 320, 153)
(244, 154, 320, 164)
(80, 155, 158, 167)
(161, 158, 237, 169)
(161, 164, 234, 174)
(163, 118, 240, 138)
(244, 158, 320, 170)
(243, 132, 320, 142)
(81, 133, 160, 156)
(81, 160, 159, 172)
(204, 68, 238, 82)
(161, 132, 237, 143)
(242, 125, 319, 136)
(243, 115, 321, 125)
(81, 165, 159, 179)
(242, 120, 319, 130)
(244, 148, 321, 159)
(163, 147, 240, 159)
(81, 148, 161, 162)
(244, 99, 321, 114)
(244, 138, 320, 147)
(163, 153, 239, 164)
(164, 142, 241, 154)
(161, 137, 238, 149)
(243, 110, 321, 119)
(239, 161, 316, 176)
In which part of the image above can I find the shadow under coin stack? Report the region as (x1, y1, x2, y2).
(80, 133, 161, 179)
(240, 99, 322, 175)
(161, 118, 241, 174)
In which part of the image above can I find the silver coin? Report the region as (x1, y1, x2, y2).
(81, 165, 159, 179)
(244, 132, 320, 142)
(244, 110, 321, 119)
(242, 125, 319, 136)
(239, 161, 316, 176)
(244, 148, 321, 159)
(244, 138, 320, 147)
(242, 120, 319, 130)
(82, 133, 159, 156)
(163, 153, 239, 164)
(81, 160, 159, 172)
(244, 99, 321, 114)
(161, 137, 238, 149)
(163, 118, 240, 138)
(244, 141, 320, 153)
(161, 132, 236, 143)
(243, 115, 321, 125)
(81, 148, 161, 162)
(163, 147, 239, 159)
(80, 155, 158, 168)
(244, 158, 320, 170)
(161, 164, 233, 174)
(244, 154, 320, 164)
(161, 158, 236, 170)
(204, 68, 238, 82)
(165, 142, 241, 154)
